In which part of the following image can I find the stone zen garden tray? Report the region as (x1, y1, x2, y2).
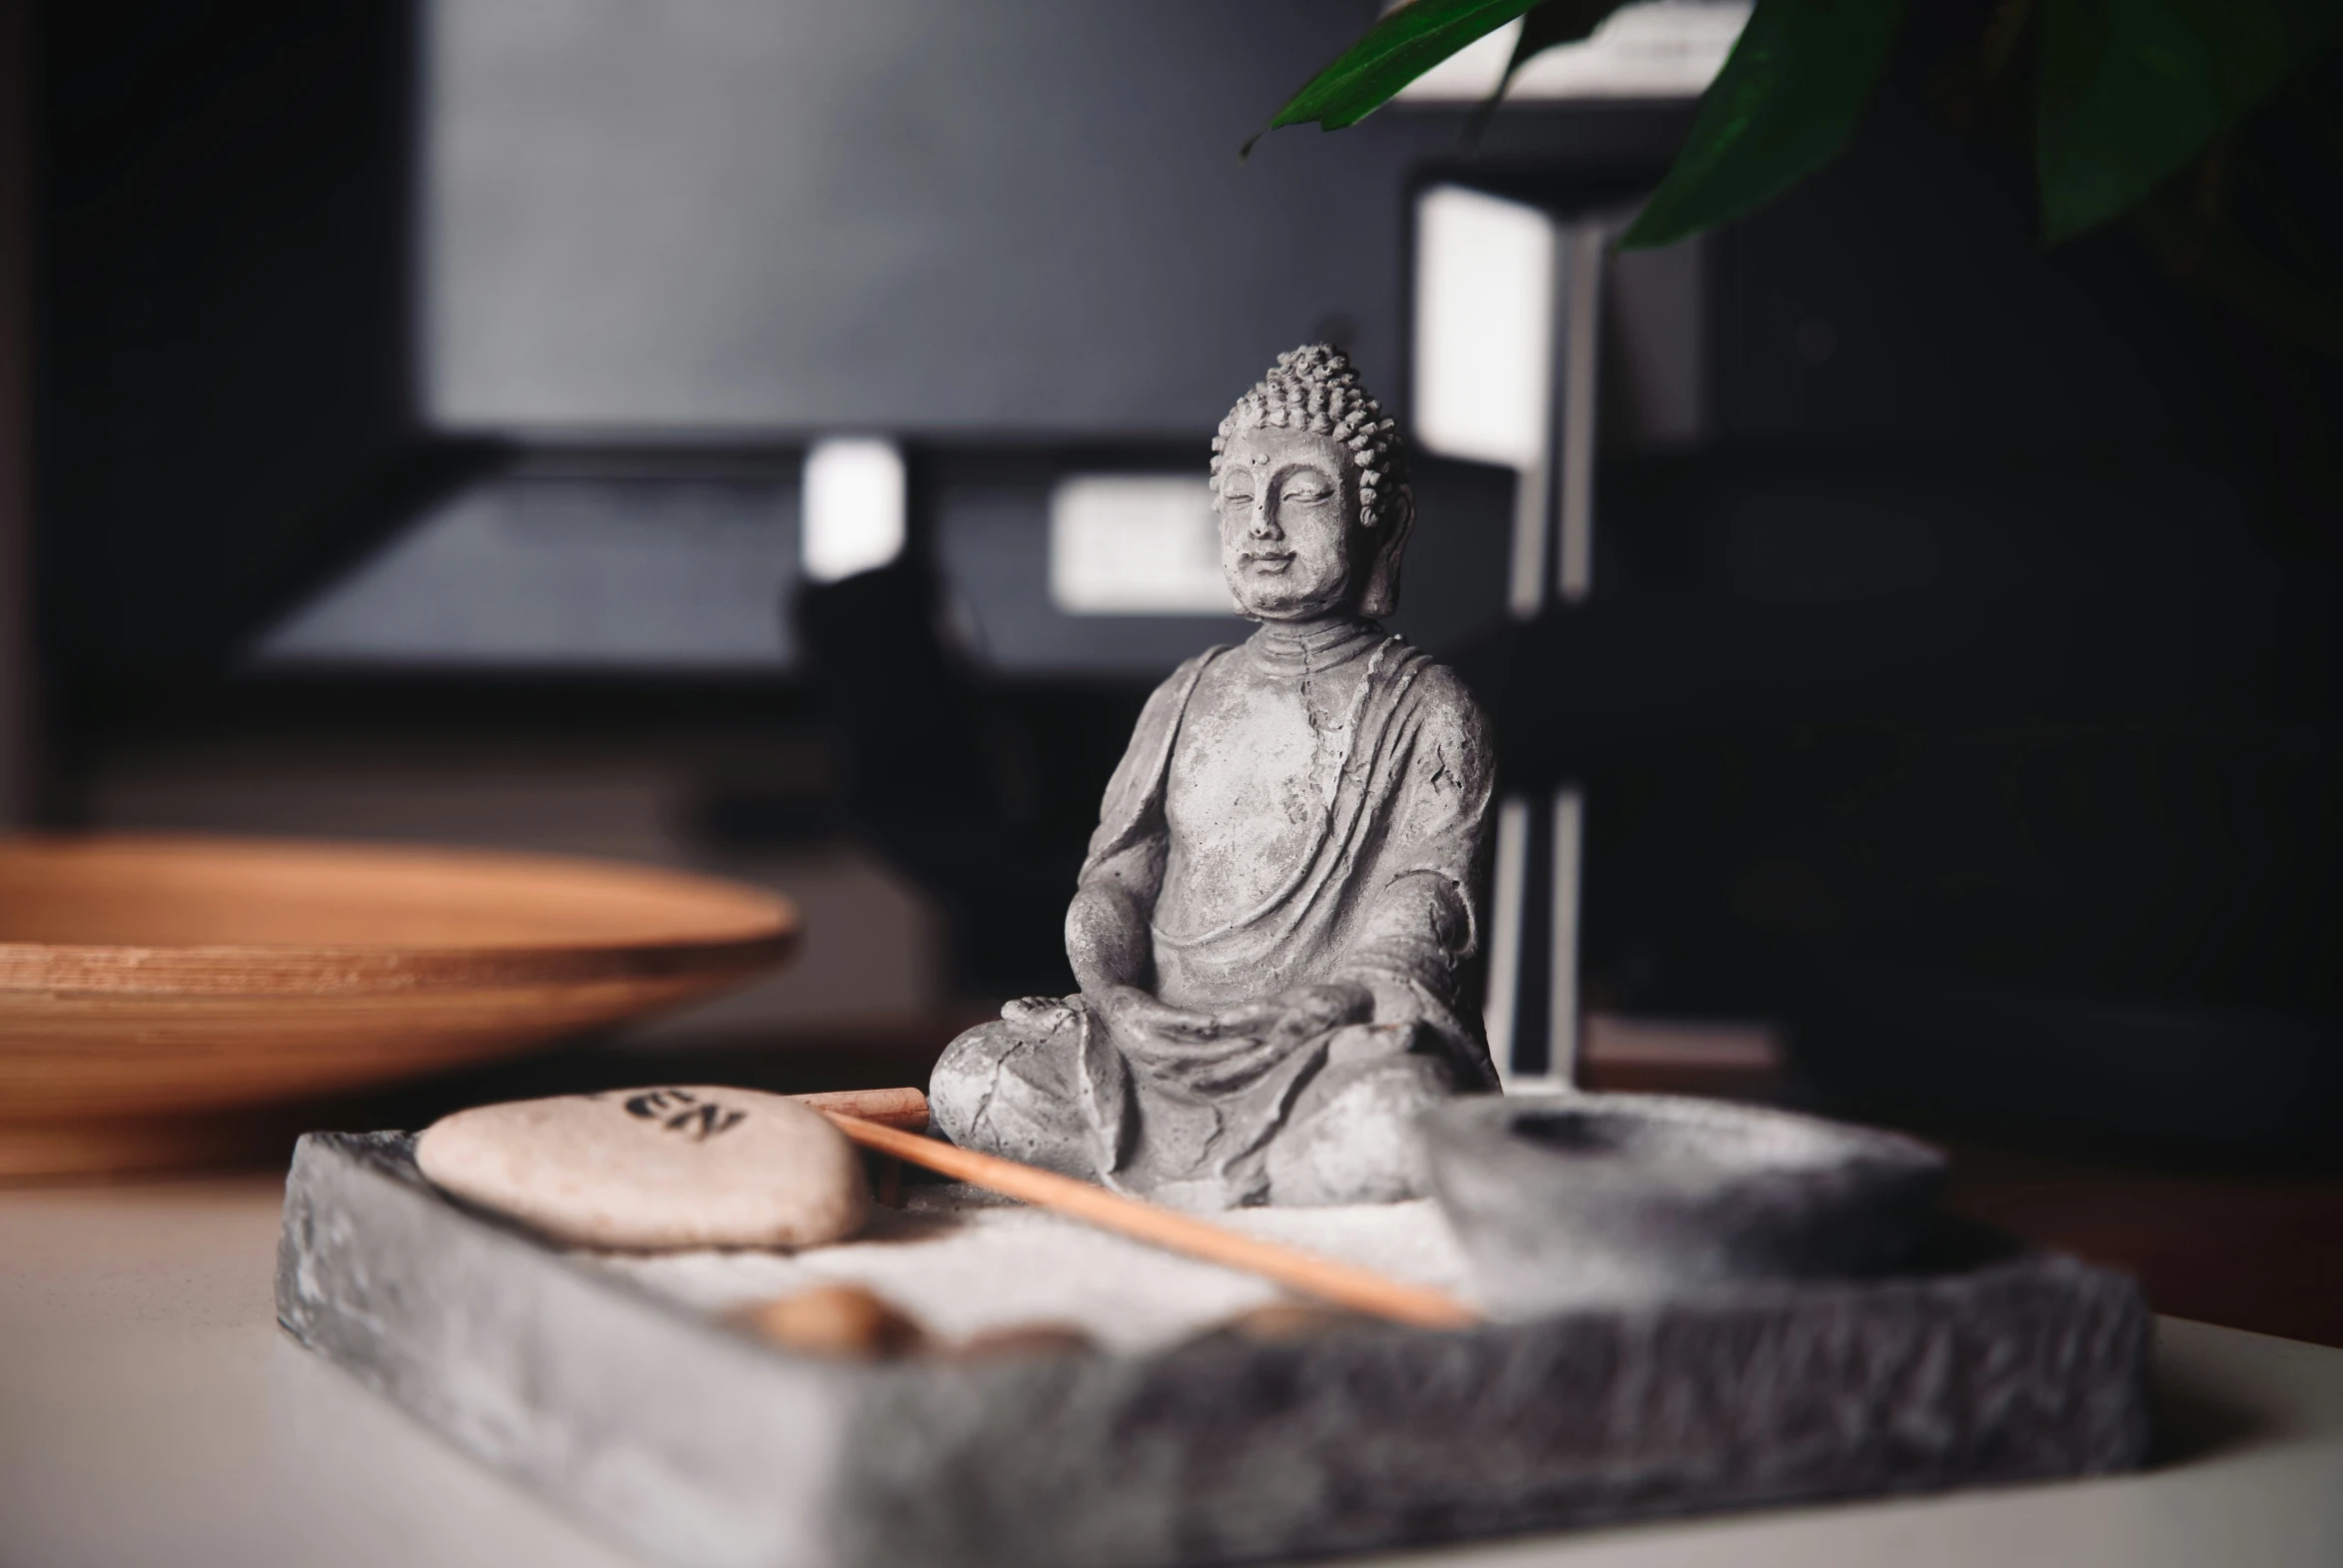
(278, 1131, 2153, 1568)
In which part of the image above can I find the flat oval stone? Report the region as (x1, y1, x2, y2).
(415, 1086, 868, 1250)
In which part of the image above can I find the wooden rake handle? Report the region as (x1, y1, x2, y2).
(812, 1097, 1480, 1331)
(792, 1086, 932, 1132)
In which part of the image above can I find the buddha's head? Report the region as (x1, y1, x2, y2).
(1209, 344, 1413, 622)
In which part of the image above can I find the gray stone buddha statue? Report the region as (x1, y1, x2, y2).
(930, 344, 1498, 1209)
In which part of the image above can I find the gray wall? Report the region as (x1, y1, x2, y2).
(421, 0, 1658, 438)
(258, 456, 802, 670)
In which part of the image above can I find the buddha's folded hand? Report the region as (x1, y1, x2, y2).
(1089, 985, 1278, 1091)
(1204, 982, 1373, 1049)
(1104, 981, 1375, 1096)
(1094, 984, 1221, 1045)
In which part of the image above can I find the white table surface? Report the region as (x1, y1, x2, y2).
(4, 1176, 2339, 1568)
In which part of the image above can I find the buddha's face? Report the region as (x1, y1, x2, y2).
(1215, 425, 1362, 620)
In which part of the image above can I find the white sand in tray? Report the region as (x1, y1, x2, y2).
(583, 1185, 1473, 1354)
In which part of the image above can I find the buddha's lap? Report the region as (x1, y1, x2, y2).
(931, 1010, 1452, 1142)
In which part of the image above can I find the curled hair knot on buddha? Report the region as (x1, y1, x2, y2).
(1210, 344, 1411, 534)
(1210, 343, 1416, 617)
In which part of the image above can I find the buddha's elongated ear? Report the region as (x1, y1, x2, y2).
(1355, 483, 1414, 619)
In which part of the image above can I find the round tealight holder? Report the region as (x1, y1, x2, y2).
(1420, 1092, 1948, 1317)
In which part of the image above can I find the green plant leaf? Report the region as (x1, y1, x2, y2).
(2036, 0, 2343, 242)
(2127, 180, 2343, 356)
(1499, 0, 1625, 96)
(1618, 0, 1909, 250)
(1467, 0, 1627, 142)
(1249, 0, 1549, 151)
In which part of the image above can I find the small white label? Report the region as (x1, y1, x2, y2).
(801, 437, 907, 583)
(1414, 185, 1557, 472)
(1049, 475, 1235, 616)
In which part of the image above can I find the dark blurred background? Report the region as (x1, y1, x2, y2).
(3, 3, 2336, 1336)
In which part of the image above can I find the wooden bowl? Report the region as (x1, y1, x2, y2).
(0, 834, 799, 1179)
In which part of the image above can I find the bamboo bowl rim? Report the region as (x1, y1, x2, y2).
(0, 833, 799, 996)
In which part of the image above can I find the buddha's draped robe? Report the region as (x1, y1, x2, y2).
(930, 620, 1497, 1209)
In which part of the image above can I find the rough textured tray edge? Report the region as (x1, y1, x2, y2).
(278, 1132, 2153, 1568)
